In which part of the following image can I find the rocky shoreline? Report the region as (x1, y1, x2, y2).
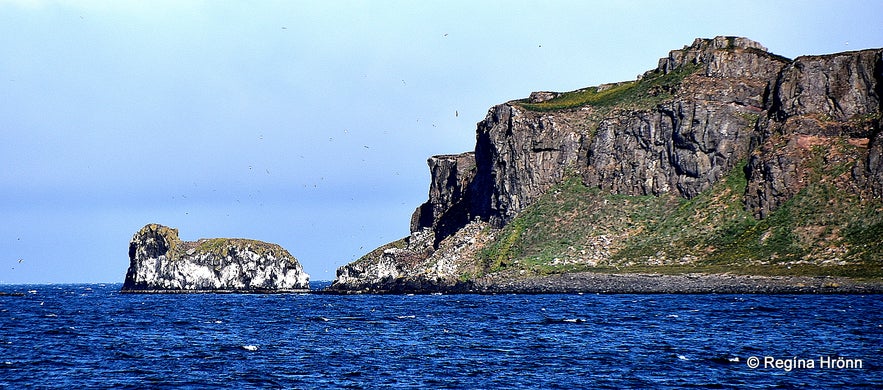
(322, 273, 883, 294)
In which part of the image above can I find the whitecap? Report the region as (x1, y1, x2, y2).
(242, 345, 259, 351)
(678, 355, 688, 361)
(396, 315, 416, 319)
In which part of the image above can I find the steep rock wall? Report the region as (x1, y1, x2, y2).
(410, 153, 477, 246)
(419, 36, 788, 232)
(746, 49, 883, 217)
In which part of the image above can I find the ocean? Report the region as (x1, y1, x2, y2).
(1, 283, 880, 388)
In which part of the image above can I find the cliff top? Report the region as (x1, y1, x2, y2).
(515, 36, 792, 112)
(131, 223, 295, 261)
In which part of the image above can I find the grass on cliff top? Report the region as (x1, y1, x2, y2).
(476, 157, 883, 279)
(515, 64, 701, 112)
(171, 237, 291, 259)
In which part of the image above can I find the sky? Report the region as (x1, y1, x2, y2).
(1, 0, 881, 284)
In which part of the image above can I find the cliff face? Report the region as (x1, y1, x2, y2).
(122, 224, 310, 292)
(415, 37, 790, 233)
(746, 49, 883, 217)
(330, 37, 883, 293)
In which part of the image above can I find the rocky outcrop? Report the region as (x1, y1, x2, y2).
(331, 37, 883, 293)
(332, 221, 494, 293)
(122, 224, 309, 292)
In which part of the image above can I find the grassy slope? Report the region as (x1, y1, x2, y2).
(477, 158, 883, 279)
(515, 64, 700, 112)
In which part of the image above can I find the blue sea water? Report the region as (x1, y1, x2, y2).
(0, 283, 880, 389)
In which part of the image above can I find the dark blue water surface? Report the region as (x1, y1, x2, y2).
(1, 284, 881, 388)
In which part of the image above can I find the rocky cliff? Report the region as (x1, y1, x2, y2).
(122, 224, 310, 292)
(330, 37, 883, 293)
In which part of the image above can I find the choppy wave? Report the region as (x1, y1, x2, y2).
(0, 284, 880, 388)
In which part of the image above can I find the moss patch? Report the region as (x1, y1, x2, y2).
(515, 64, 701, 112)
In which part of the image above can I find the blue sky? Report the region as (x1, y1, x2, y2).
(2, 0, 881, 284)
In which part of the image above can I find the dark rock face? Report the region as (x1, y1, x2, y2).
(473, 103, 591, 226)
(122, 224, 309, 292)
(581, 38, 784, 199)
(657, 36, 781, 79)
(332, 37, 883, 293)
(429, 36, 790, 229)
(410, 153, 477, 245)
(745, 49, 883, 217)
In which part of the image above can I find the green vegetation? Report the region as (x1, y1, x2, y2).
(515, 64, 701, 112)
(172, 237, 288, 260)
(475, 154, 883, 279)
(195, 238, 237, 258)
(350, 237, 408, 265)
(477, 177, 675, 275)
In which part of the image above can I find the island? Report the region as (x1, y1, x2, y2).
(328, 36, 883, 294)
(122, 224, 309, 293)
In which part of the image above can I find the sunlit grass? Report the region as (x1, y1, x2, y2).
(515, 64, 701, 112)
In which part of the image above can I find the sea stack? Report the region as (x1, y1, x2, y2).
(122, 224, 310, 292)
